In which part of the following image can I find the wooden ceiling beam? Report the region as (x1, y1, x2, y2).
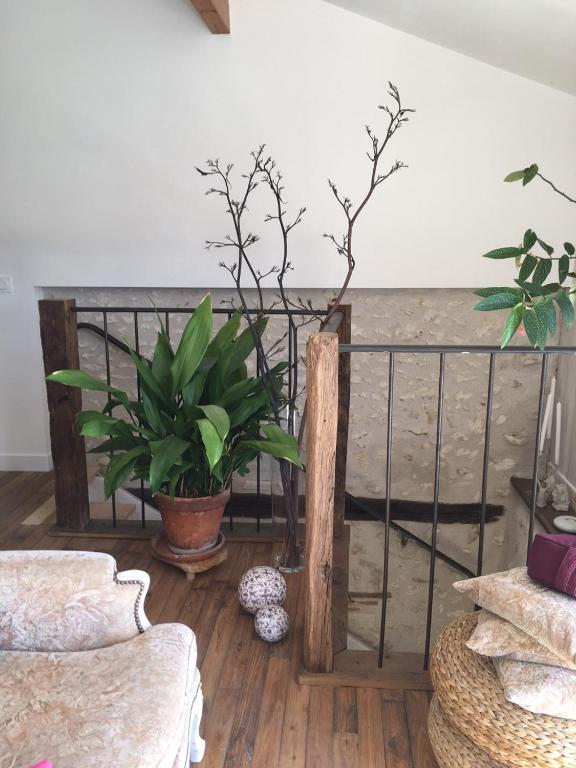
(190, 0, 230, 34)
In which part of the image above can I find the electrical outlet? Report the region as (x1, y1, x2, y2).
(0, 275, 13, 294)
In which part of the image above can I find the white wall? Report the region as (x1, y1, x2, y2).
(1, 0, 575, 468)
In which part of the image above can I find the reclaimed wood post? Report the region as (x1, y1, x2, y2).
(332, 303, 351, 653)
(39, 299, 90, 531)
(304, 332, 339, 672)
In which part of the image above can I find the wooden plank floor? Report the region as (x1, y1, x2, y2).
(0, 471, 438, 768)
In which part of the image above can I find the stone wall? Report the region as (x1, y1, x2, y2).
(44, 286, 548, 652)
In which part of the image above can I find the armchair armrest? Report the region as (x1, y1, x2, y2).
(0, 550, 151, 652)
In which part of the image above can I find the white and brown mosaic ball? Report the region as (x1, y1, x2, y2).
(238, 566, 287, 614)
(254, 605, 289, 643)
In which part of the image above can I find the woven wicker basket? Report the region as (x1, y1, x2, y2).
(430, 613, 576, 768)
(428, 694, 506, 768)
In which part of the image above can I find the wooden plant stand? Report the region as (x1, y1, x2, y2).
(151, 532, 227, 581)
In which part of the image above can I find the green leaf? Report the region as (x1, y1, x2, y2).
(246, 424, 304, 469)
(196, 419, 224, 471)
(141, 389, 166, 437)
(556, 291, 575, 329)
(149, 436, 190, 494)
(523, 164, 539, 186)
(515, 280, 560, 297)
(482, 246, 525, 260)
(474, 293, 521, 311)
(523, 308, 540, 348)
(532, 259, 552, 286)
(127, 348, 166, 405)
(77, 412, 123, 437)
(559, 254, 570, 283)
(500, 304, 524, 348)
(104, 446, 149, 498)
(151, 330, 174, 393)
(229, 391, 270, 429)
(518, 254, 537, 282)
(206, 311, 241, 357)
(197, 405, 230, 441)
(523, 229, 537, 250)
(474, 287, 524, 299)
(533, 303, 549, 350)
(170, 294, 212, 394)
(565, 242, 575, 256)
(226, 317, 268, 374)
(89, 436, 143, 454)
(46, 370, 130, 409)
(182, 356, 218, 409)
(543, 299, 557, 337)
(537, 238, 554, 256)
(217, 377, 261, 408)
(504, 170, 525, 183)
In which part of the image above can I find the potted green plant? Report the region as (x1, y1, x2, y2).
(474, 164, 575, 349)
(47, 294, 303, 554)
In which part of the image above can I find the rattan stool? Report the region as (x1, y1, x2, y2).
(429, 613, 576, 768)
(428, 695, 506, 768)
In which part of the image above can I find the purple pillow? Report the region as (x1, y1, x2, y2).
(528, 533, 576, 597)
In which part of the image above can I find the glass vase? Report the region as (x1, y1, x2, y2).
(270, 453, 306, 573)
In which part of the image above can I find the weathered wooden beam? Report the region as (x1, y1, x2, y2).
(189, 0, 230, 34)
(39, 299, 90, 531)
(303, 332, 339, 673)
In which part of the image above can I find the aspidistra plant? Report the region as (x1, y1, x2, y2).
(47, 294, 303, 500)
(474, 164, 575, 349)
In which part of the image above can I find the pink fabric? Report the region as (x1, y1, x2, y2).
(527, 533, 576, 597)
(26, 762, 52, 768)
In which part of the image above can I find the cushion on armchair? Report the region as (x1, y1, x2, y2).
(0, 623, 198, 768)
(0, 551, 149, 652)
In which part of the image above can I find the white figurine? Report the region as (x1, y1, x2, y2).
(552, 482, 570, 512)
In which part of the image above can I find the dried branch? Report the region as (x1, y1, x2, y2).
(324, 81, 415, 322)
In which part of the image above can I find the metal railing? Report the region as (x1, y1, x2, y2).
(339, 342, 576, 669)
(302, 335, 576, 677)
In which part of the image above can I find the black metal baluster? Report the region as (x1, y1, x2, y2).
(423, 352, 445, 670)
(229, 312, 235, 532)
(134, 312, 146, 528)
(288, 321, 294, 435)
(165, 311, 170, 340)
(378, 352, 395, 667)
(528, 354, 549, 560)
(477, 353, 495, 576)
(103, 311, 117, 528)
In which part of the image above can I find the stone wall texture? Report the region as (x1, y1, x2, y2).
(44, 286, 549, 653)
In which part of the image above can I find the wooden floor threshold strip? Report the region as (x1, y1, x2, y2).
(298, 650, 433, 690)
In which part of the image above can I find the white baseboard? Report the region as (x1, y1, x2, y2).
(0, 454, 53, 472)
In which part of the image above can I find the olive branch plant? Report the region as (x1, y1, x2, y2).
(474, 164, 576, 349)
(196, 82, 414, 567)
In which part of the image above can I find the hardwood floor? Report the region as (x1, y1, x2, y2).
(0, 471, 438, 768)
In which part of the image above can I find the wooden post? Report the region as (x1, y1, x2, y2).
(39, 299, 90, 531)
(304, 332, 338, 673)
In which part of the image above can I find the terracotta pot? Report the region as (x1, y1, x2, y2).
(155, 488, 231, 554)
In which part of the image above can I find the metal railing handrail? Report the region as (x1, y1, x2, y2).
(73, 305, 328, 316)
(340, 343, 576, 354)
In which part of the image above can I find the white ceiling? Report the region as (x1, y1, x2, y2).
(324, 0, 576, 96)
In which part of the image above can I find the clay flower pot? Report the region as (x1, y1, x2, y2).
(155, 488, 231, 554)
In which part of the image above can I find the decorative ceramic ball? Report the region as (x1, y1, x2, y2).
(238, 566, 287, 614)
(254, 605, 289, 643)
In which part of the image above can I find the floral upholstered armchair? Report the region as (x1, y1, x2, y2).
(0, 550, 205, 768)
